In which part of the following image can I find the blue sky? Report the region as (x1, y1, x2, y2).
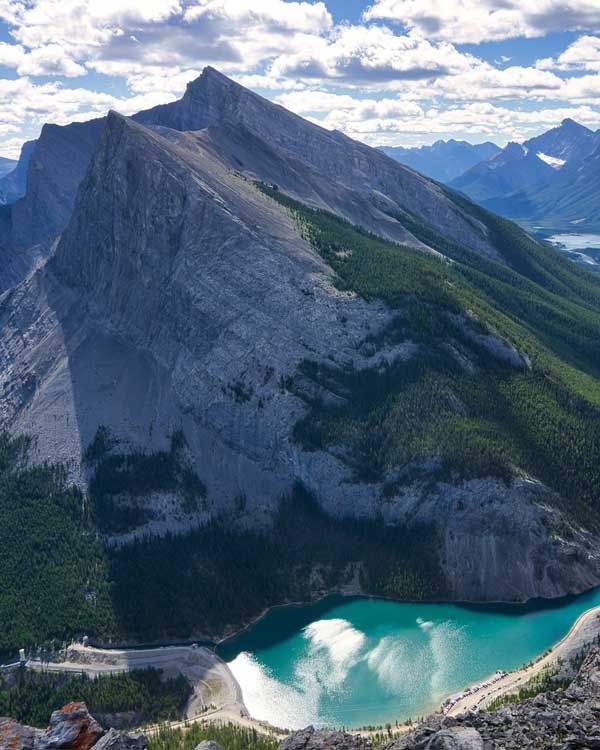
(1, 1, 600, 159)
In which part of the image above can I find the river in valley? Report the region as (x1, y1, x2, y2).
(217, 588, 600, 729)
(543, 232, 600, 271)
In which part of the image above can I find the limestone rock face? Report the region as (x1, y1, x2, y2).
(135, 68, 498, 259)
(0, 139, 35, 204)
(1, 92, 599, 601)
(424, 728, 483, 750)
(9, 120, 106, 250)
(279, 727, 373, 750)
(0, 120, 104, 291)
(1, 69, 600, 603)
(193, 741, 224, 750)
(0, 110, 392, 527)
(0, 66, 505, 294)
(0, 704, 142, 750)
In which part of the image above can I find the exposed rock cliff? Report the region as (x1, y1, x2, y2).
(0, 703, 145, 750)
(0, 67, 506, 294)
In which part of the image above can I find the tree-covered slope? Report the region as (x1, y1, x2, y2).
(259, 183, 600, 530)
(0, 436, 116, 654)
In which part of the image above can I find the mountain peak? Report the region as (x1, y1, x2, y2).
(561, 117, 585, 130)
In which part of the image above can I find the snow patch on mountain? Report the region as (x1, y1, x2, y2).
(537, 152, 566, 168)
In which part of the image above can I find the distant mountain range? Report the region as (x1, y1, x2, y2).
(0, 155, 16, 179)
(451, 119, 600, 229)
(380, 140, 500, 183)
(382, 120, 600, 231)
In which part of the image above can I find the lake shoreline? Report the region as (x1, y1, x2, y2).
(218, 587, 600, 730)
(444, 603, 600, 716)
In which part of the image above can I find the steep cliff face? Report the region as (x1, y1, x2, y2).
(0, 120, 104, 292)
(0, 112, 394, 525)
(9, 118, 105, 250)
(135, 68, 497, 259)
(0, 67, 509, 296)
(0, 140, 35, 204)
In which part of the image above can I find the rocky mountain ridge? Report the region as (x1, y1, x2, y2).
(380, 140, 501, 183)
(450, 119, 600, 229)
(0, 67, 501, 295)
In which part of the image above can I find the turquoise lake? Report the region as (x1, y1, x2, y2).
(217, 589, 600, 729)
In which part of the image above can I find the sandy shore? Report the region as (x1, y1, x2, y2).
(445, 604, 600, 715)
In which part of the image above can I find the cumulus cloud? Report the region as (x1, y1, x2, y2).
(270, 24, 473, 83)
(538, 35, 600, 72)
(0, 1, 600, 159)
(183, 0, 332, 33)
(364, 0, 600, 44)
(276, 87, 600, 147)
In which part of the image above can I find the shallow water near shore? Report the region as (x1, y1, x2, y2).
(217, 588, 600, 729)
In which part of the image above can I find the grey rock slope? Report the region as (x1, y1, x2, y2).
(0, 66, 507, 295)
(0, 156, 18, 182)
(380, 140, 500, 183)
(0, 140, 34, 205)
(135, 68, 497, 259)
(0, 121, 104, 291)
(0, 111, 394, 525)
(9, 119, 106, 249)
(1, 103, 599, 601)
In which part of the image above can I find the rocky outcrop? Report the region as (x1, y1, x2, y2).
(385, 645, 600, 749)
(280, 728, 373, 750)
(0, 66, 509, 295)
(0, 703, 145, 750)
(193, 742, 224, 750)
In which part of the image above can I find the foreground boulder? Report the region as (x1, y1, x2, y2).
(280, 728, 373, 750)
(382, 646, 600, 749)
(0, 704, 146, 750)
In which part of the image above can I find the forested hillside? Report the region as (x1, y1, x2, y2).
(259, 183, 600, 530)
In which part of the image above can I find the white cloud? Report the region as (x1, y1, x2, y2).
(0, 1, 599, 160)
(540, 35, 600, 72)
(276, 86, 600, 147)
(364, 0, 600, 44)
(183, 0, 332, 33)
(270, 25, 473, 83)
(17, 44, 87, 76)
